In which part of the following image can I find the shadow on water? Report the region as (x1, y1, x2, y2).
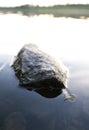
(0, 4, 89, 19)
(34, 88, 62, 98)
(21, 85, 62, 98)
(19, 78, 64, 99)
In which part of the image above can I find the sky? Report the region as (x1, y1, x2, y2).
(0, 0, 89, 7)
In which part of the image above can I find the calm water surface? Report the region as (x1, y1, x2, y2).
(0, 55, 89, 130)
(0, 14, 89, 130)
(0, 14, 89, 61)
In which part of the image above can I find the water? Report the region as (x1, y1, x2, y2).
(0, 13, 89, 130)
(0, 55, 89, 130)
(0, 14, 89, 62)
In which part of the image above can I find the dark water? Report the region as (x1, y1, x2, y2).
(0, 55, 89, 130)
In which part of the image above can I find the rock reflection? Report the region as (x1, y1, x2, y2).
(22, 85, 62, 98)
(35, 87, 62, 98)
(20, 82, 76, 100)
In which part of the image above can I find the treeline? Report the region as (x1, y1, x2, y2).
(0, 4, 89, 19)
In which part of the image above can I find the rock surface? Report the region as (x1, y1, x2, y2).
(12, 44, 68, 89)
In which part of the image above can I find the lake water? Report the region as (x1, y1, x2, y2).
(0, 14, 89, 62)
(0, 14, 89, 130)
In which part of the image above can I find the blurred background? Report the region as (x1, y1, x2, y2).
(0, 0, 89, 62)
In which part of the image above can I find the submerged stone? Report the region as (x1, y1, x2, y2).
(12, 44, 68, 89)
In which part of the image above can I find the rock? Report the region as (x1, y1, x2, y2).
(12, 44, 68, 89)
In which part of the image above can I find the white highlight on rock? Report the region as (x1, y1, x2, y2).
(62, 88, 76, 101)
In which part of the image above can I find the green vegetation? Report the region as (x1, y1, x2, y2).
(0, 4, 89, 19)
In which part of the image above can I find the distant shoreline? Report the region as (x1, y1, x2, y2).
(0, 4, 89, 19)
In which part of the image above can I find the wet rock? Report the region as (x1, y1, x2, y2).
(12, 44, 68, 89)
